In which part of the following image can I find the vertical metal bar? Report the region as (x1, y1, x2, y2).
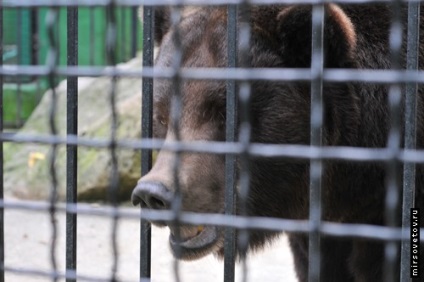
(401, 2, 420, 281)
(224, 5, 237, 282)
(89, 7, 95, 65)
(140, 5, 153, 280)
(55, 10, 61, 85)
(46, 7, 59, 282)
(169, 4, 183, 281)
(35, 8, 43, 102)
(131, 8, 138, 58)
(119, 7, 128, 62)
(308, 4, 324, 282)
(0, 6, 4, 282)
(16, 8, 23, 127)
(385, 1, 403, 281)
(117, 7, 121, 61)
(66, 5, 78, 282)
(106, 3, 120, 281)
(31, 8, 37, 66)
(236, 3, 251, 282)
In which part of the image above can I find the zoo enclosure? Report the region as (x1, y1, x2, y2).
(0, 0, 423, 282)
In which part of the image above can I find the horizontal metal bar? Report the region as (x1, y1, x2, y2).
(2, 65, 424, 84)
(2, 0, 424, 8)
(1, 199, 423, 242)
(1, 132, 424, 163)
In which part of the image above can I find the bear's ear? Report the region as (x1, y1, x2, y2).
(154, 7, 172, 45)
(138, 7, 171, 45)
(276, 4, 357, 68)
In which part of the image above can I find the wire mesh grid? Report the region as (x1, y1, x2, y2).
(0, 0, 424, 282)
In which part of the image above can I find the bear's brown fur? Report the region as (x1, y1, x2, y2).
(132, 4, 424, 281)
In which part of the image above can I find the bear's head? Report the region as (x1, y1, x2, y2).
(132, 4, 359, 260)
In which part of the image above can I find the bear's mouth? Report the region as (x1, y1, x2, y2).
(168, 225, 222, 260)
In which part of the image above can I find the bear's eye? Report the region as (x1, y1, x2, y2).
(158, 117, 167, 126)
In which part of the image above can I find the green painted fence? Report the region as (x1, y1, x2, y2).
(2, 7, 142, 128)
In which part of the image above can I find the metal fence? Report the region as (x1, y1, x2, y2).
(0, 0, 424, 282)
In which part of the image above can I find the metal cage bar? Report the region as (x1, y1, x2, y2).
(140, 5, 154, 280)
(16, 8, 23, 127)
(0, 1, 422, 281)
(0, 5, 4, 282)
(384, 1, 404, 281)
(235, 2, 252, 282)
(46, 7, 60, 282)
(66, 6, 78, 282)
(1, 0, 422, 8)
(3, 65, 424, 83)
(224, 4, 238, 282)
(131, 8, 138, 58)
(308, 3, 325, 282)
(401, 1, 420, 281)
(105, 3, 121, 281)
(168, 4, 184, 281)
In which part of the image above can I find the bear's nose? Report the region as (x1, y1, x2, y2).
(131, 181, 173, 210)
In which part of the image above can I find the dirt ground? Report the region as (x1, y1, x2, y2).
(4, 198, 296, 282)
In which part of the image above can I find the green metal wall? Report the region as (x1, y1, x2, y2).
(2, 7, 142, 128)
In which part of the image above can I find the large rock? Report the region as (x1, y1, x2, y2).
(4, 56, 145, 202)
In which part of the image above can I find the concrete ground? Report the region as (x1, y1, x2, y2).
(4, 198, 296, 282)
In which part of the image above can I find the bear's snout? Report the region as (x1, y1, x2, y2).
(131, 181, 173, 210)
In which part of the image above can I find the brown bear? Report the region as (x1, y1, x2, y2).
(131, 4, 424, 281)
